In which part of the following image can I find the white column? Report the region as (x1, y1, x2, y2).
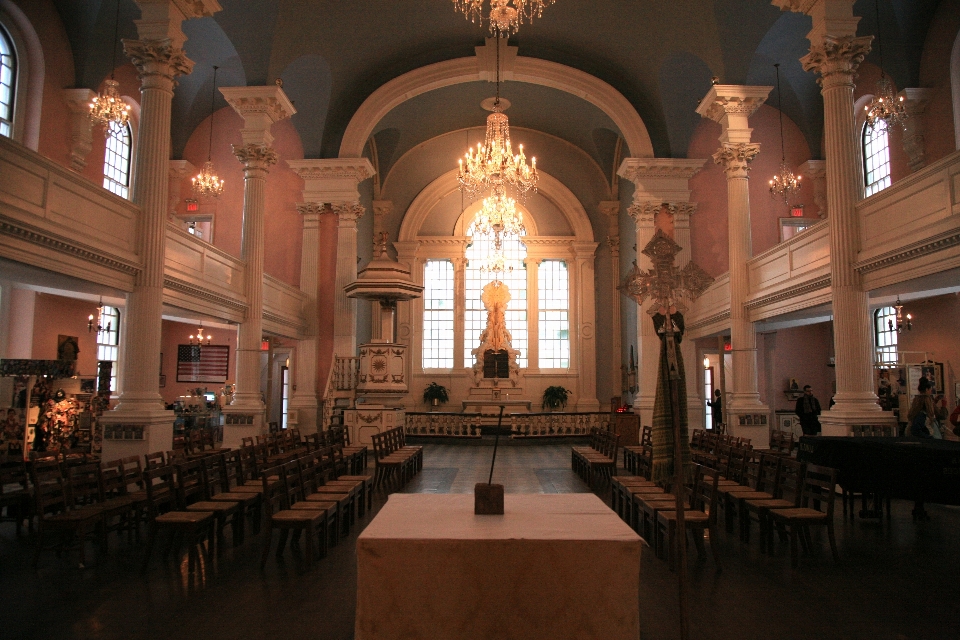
(617, 159, 706, 426)
(599, 201, 622, 407)
(777, 0, 894, 433)
(62, 89, 96, 173)
(898, 88, 933, 172)
(697, 85, 772, 443)
(525, 258, 541, 375)
(573, 243, 600, 411)
(286, 159, 376, 361)
(289, 203, 321, 432)
(102, 1, 218, 463)
(452, 255, 467, 370)
(219, 85, 294, 447)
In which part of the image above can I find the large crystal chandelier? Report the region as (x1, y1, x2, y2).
(89, 1, 131, 130)
(864, 0, 907, 131)
(473, 185, 525, 249)
(768, 64, 801, 205)
(458, 101, 538, 202)
(452, 0, 556, 37)
(192, 66, 225, 198)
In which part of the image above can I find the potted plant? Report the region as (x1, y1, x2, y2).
(423, 382, 449, 410)
(541, 386, 569, 411)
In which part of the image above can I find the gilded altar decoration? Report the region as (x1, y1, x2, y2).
(471, 280, 521, 386)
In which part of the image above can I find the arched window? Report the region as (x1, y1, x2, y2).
(874, 306, 898, 365)
(863, 120, 891, 197)
(0, 25, 16, 138)
(97, 306, 120, 392)
(538, 260, 569, 368)
(422, 259, 454, 369)
(103, 120, 132, 199)
(464, 225, 527, 368)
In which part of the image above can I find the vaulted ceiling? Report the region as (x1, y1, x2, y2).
(53, 0, 942, 168)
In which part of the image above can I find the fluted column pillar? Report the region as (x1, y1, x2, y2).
(697, 85, 771, 442)
(573, 243, 600, 411)
(219, 85, 294, 447)
(100, 0, 220, 463)
(599, 200, 622, 407)
(777, 0, 894, 432)
(617, 158, 706, 427)
(670, 202, 705, 431)
(289, 203, 322, 432)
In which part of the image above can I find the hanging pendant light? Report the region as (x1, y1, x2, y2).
(89, 0, 131, 130)
(189, 323, 212, 346)
(87, 297, 111, 334)
(452, 0, 557, 37)
(887, 296, 913, 334)
(768, 63, 802, 205)
(192, 66, 225, 198)
(864, 0, 907, 131)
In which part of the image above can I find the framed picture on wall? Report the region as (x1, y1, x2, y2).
(176, 345, 229, 383)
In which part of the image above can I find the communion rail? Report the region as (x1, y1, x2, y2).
(404, 412, 609, 439)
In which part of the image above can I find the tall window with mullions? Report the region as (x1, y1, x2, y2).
(422, 260, 454, 368)
(103, 120, 132, 199)
(874, 306, 898, 366)
(0, 25, 16, 138)
(538, 260, 569, 368)
(97, 306, 120, 392)
(863, 120, 891, 197)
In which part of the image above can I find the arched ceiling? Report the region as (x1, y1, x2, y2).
(53, 0, 942, 161)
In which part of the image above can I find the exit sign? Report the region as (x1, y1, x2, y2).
(790, 205, 804, 217)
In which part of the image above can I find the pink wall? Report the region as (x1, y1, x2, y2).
(761, 322, 836, 413)
(179, 107, 305, 288)
(29, 292, 100, 378)
(688, 104, 817, 277)
(159, 319, 237, 405)
(855, 62, 911, 184)
(896, 293, 960, 409)
(918, 0, 960, 167)
(315, 210, 339, 394)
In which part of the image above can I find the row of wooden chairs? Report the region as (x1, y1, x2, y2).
(571, 428, 620, 489)
(370, 427, 422, 492)
(621, 426, 653, 477)
(769, 429, 797, 456)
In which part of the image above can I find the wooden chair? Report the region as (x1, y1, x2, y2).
(259, 465, 330, 568)
(742, 457, 802, 552)
(768, 463, 840, 568)
(144, 451, 166, 470)
(201, 453, 261, 542)
(656, 464, 721, 571)
(140, 465, 214, 573)
(175, 458, 241, 552)
(0, 455, 30, 536)
(98, 459, 143, 546)
(31, 462, 106, 568)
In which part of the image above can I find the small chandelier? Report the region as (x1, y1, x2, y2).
(89, 1, 131, 130)
(768, 63, 801, 205)
(87, 297, 111, 334)
(888, 296, 913, 334)
(452, 0, 557, 37)
(474, 185, 525, 250)
(864, 0, 907, 131)
(189, 324, 212, 346)
(479, 249, 515, 283)
(192, 66, 225, 198)
(457, 40, 538, 203)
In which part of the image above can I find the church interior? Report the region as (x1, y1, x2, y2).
(0, 0, 959, 638)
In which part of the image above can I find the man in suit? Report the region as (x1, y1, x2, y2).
(795, 385, 822, 436)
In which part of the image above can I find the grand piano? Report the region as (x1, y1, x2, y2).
(798, 436, 960, 517)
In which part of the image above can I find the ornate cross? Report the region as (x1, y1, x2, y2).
(619, 228, 714, 316)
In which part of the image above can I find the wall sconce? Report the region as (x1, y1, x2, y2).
(703, 356, 710, 370)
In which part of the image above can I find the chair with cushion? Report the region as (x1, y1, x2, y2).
(259, 465, 331, 568)
(656, 464, 721, 572)
(140, 465, 214, 573)
(767, 463, 840, 568)
(742, 457, 802, 552)
(175, 458, 241, 552)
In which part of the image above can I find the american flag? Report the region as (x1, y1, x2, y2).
(176, 345, 230, 383)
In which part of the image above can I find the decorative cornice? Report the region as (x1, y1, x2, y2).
(617, 158, 706, 182)
(288, 159, 376, 182)
(801, 35, 873, 85)
(745, 274, 832, 310)
(855, 230, 960, 273)
(163, 276, 247, 311)
(713, 143, 761, 178)
(263, 310, 305, 333)
(686, 309, 731, 332)
(696, 86, 770, 123)
(0, 218, 140, 275)
(220, 87, 296, 123)
(232, 143, 278, 168)
(771, 0, 818, 13)
(172, 0, 223, 19)
(122, 38, 194, 83)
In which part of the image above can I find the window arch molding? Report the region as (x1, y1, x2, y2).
(0, 0, 44, 149)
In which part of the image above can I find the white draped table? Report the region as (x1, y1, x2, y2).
(355, 493, 642, 640)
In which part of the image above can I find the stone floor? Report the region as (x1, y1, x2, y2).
(1, 443, 957, 639)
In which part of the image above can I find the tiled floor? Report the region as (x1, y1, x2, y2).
(1, 443, 958, 639)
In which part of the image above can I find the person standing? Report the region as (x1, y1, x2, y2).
(795, 385, 822, 436)
(707, 389, 723, 430)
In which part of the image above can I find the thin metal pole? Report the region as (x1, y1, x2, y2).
(488, 405, 505, 484)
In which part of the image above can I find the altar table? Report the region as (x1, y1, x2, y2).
(355, 493, 642, 640)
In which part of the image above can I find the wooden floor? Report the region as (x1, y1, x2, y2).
(1, 443, 958, 640)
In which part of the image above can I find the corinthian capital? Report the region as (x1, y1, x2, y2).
(801, 35, 873, 86)
(296, 202, 326, 217)
(233, 143, 279, 168)
(713, 143, 761, 179)
(627, 201, 660, 227)
(332, 201, 365, 223)
(122, 38, 194, 84)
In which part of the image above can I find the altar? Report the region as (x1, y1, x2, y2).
(355, 493, 642, 640)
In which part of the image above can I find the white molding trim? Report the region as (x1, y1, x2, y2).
(339, 51, 653, 159)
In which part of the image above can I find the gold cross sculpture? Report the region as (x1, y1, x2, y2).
(619, 228, 714, 315)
